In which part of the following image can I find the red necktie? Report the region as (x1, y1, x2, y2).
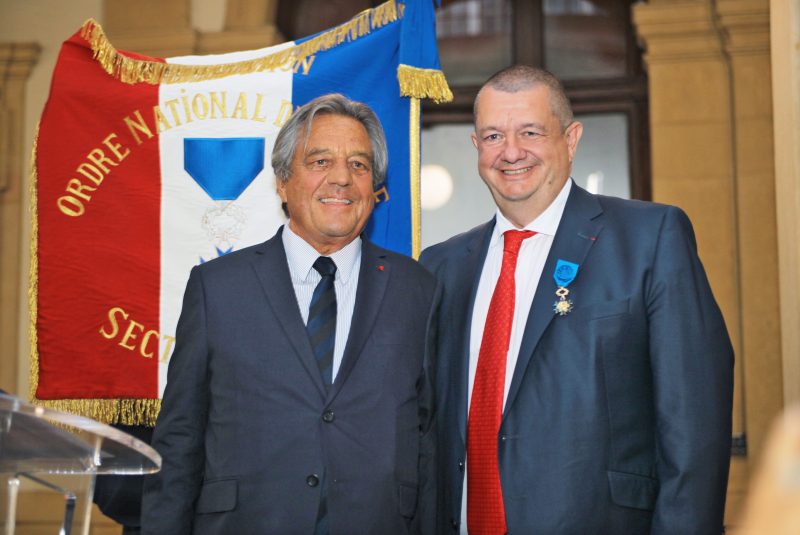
(468, 229, 535, 535)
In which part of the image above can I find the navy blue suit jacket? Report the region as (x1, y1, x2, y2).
(420, 184, 733, 534)
(142, 228, 438, 534)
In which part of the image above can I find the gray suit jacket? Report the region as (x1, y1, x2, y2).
(142, 228, 438, 534)
(420, 184, 733, 534)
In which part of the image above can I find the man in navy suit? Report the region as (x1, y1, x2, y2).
(142, 94, 437, 534)
(420, 65, 734, 534)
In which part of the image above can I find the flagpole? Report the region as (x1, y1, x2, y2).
(409, 97, 421, 259)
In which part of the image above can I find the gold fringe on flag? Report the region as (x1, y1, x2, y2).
(79, 0, 401, 86)
(28, 126, 40, 404)
(397, 64, 454, 103)
(31, 398, 162, 427)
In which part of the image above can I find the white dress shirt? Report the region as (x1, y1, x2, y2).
(461, 179, 572, 533)
(282, 224, 361, 382)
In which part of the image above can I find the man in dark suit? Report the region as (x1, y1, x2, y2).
(420, 65, 734, 534)
(142, 94, 437, 534)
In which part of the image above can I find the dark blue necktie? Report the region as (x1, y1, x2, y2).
(308, 257, 336, 535)
(308, 257, 337, 386)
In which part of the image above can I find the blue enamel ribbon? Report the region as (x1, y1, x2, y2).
(553, 259, 579, 288)
(184, 137, 264, 201)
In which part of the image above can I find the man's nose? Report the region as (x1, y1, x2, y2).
(326, 160, 353, 186)
(501, 137, 525, 163)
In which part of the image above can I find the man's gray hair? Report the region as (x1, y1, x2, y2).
(474, 65, 574, 131)
(271, 93, 388, 189)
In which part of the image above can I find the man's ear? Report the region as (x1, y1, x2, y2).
(276, 177, 288, 203)
(471, 131, 479, 150)
(565, 121, 583, 163)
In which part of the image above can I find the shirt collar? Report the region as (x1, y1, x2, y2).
(490, 178, 572, 247)
(282, 223, 362, 283)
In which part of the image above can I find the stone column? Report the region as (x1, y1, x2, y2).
(770, 0, 800, 407)
(102, 0, 283, 66)
(716, 0, 782, 468)
(103, 0, 196, 56)
(198, 0, 283, 54)
(0, 43, 40, 392)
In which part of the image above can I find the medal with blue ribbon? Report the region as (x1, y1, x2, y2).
(553, 259, 579, 316)
(184, 137, 264, 261)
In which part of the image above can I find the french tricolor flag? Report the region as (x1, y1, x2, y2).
(32, 0, 450, 424)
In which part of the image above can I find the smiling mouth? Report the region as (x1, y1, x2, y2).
(502, 167, 532, 176)
(319, 197, 353, 205)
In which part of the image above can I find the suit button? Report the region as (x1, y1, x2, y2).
(306, 474, 319, 487)
(458, 460, 465, 472)
(450, 518, 459, 529)
(322, 410, 335, 423)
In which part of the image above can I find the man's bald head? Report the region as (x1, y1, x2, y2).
(474, 65, 574, 131)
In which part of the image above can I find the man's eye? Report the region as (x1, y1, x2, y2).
(309, 159, 328, 168)
(350, 161, 370, 172)
(484, 133, 501, 142)
(522, 131, 540, 138)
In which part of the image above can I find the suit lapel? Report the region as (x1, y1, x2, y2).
(455, 221, 495, 445)
(249, 227, 327, 399)
(326, 238, 389, 403)
(503, 185, 604, 419)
